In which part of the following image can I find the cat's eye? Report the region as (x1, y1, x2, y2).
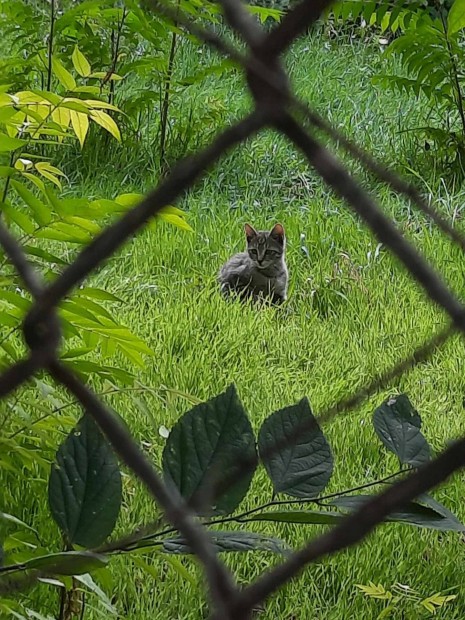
(249, 249, 258, 256)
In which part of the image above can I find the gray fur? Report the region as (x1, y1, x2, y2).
(218, 223, 288, 304)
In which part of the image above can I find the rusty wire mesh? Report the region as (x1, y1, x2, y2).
(2, 0, 465, 618)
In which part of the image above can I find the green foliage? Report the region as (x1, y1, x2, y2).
(0, 4, 196, 616)
(2, 388, 462, 617)
(448, 0, 465, 32)
(331, 1, 429, 33)
(155, 387, 463, 535)
(248, 0, 288, 18)
(0, 0, 280, 166)
(2, 385, 461, 615)
(1, 4, 465, 617)
(336, 0, 465, 176)
(0, 81, 193, 387)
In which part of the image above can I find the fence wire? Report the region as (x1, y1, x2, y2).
(2, 0, 465, 618)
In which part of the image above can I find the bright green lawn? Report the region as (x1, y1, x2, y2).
(8, 31, 465, 619)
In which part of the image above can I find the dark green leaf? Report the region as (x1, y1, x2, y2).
(60, 299, 105, 323)
(244, 509, 344, 525)
(162, 531, 289, 555)
(52, 56, 77, 90)
(0, 289, 31, 311)
(60, 347, 95, 359)
(48, 415, 122, 547)
(71, 296, 116, 322)
(43, 186, 69, 217)
(258, 397, 333, 498)
(373, 394, 431, 467)
(329, 494, 465, 532)
(36, 223, 91, 243)
(162, 384, 257, 516)
(416, 494, 465, 532)
(22, 551, 108, 575)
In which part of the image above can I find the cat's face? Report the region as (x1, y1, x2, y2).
(244, 223, 285, 270)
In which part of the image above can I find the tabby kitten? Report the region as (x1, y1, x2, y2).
(218, 223, 288, 304)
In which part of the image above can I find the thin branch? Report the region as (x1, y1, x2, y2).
(1, 151, 16, 204)
(159, 0, 180, 168)
(210, 470, 409, 526)
(103, 6, 127, 100)
(100, 471, 409, 556)
(46, 0, 55, 92)
(227, 435, 465, 618)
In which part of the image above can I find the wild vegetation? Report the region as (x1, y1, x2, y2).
(2, 0, 465, 618)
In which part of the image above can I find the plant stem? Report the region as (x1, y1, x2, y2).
(79, 590, 86, 620)
(104, 6, 127, 104)
(206, 469, 409, 526)
(1, 152, 16, 203)
(109, 27, 115, 103)
(108, 470, 409, 553)
(47, 0, 56, 92)
(57, 588, 66, 620)
(159, 0, 181, 169)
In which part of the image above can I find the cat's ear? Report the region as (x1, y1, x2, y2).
(244, 223, 257, 241)
(270, 223, 285, 245)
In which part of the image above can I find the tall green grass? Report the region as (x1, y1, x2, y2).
(7, 31, 465, 619)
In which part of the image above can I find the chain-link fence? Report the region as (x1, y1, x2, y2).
(2, 0, 465, 618)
